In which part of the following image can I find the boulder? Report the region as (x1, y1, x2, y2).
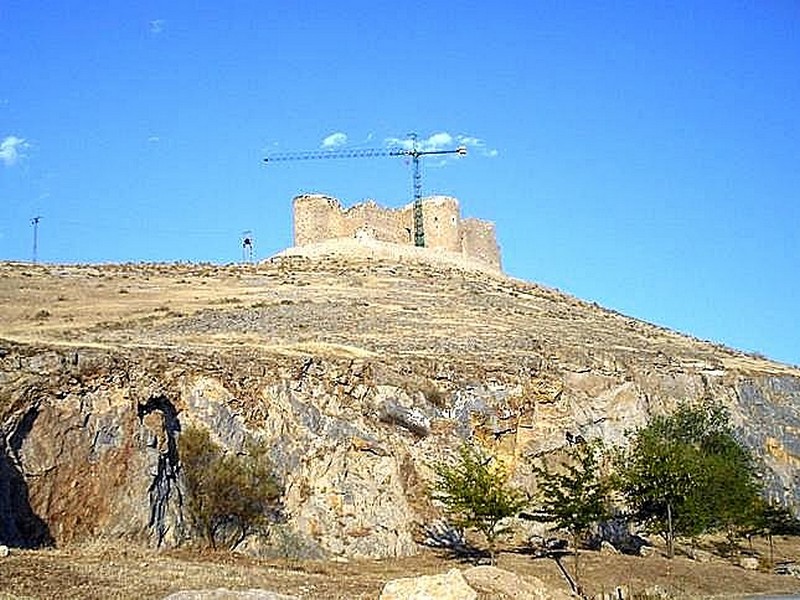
(462, 565, 572, 600)
(678, 545, 714, 563)
(638, 545, 658, 558)
(600, 540, 619, 555)
(379, 569, 476, 600)
(0, 545, 9, 558)
(739, 556, 759, 570)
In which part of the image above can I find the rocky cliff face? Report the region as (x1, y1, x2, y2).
(1, 257, 798, 557)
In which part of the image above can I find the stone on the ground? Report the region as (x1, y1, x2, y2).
(681, 546, 714, 563)
(739, 556, 759, 570)
(162, 590, 298, 600)
(462, 565, 572, 600)
(0, 545, 9, 558)
(600, 540, 620, 555)
(379, 568, 477, 600)
(638, 545, 657, 557)
(686, 548, 714, 562)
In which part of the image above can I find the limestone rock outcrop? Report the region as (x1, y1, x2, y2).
(379, 568, 477, 600)
(462, 565, 573, 600)
(1, 257, 799, 558)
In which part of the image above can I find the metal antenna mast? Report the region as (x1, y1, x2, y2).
(263, 135, 466, 247)
(30, 216, 41, 264)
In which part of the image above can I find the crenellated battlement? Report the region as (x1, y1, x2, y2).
(292, 194, 501, 269)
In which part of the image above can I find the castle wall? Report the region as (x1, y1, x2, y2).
(292, 193, 501, 269)
(461, 218, 502, 270)
(293, 195, 347, 246)
(344, 201, 413, 245)
(419, 196, 462, 253)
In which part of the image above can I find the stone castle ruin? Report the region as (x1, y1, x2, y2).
(292, 194, 502, 269)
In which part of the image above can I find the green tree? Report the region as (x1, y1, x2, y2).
(178, 424, 283, 549)
(747, 499, 800, 566)
(530, 440, 612, 591)
(431, 443, 527, 563)
(618, 402, 760, 557)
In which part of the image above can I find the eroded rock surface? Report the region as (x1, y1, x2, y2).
(379, 568, 477, 600)
(1, 257, 799, 557)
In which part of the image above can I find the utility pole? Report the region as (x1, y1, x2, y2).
(30, 216, 41, 264)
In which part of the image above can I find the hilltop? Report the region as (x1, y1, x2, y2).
(1, 252, 799, 597)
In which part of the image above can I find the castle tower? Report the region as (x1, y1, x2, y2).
(289, 193, 501, 270)
(293, 195, 345, 246)
(417, 196, 461, 253)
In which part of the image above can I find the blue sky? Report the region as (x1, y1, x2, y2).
(1, 1, 798, 365)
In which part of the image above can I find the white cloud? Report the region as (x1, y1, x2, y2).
(148, 135, 161, 143)
(423, 132, 453, 151)
(456, 134, 498, 158)
(384, 132, 454, 152)
(384, 131, 497, 158)
(384, 136, 415, 151)
(457, 135, 482, 147)
(0, 136, 29, 166)
(321, 132, 347, 148)
(149, 19, 165, 34)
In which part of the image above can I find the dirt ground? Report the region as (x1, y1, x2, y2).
(1, 538, 799, 600)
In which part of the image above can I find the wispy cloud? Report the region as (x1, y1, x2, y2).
(0, 135, 29, 167)
(149, 19, 166, 34)
(385, 132, 457, 152)
(148, 135, 161, 143)
(321, 132, 348, 148)
(383, 132, 496, 159)
(457, 134, 499, 158)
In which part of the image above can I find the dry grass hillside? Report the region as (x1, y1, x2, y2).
(1, 253, 799, 599)
(0, 255, 793, 377)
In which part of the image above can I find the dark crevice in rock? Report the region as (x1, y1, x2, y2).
(0, 405, 54, 548)
(8, 405, 40, 455)
(138, 395, 183, 546)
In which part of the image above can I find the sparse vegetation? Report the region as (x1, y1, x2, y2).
(430, 443, 527, 562)
(178, 424, 283, 550)
(419, 380, 447, 408)
(617, 401, 761, 557)
(530, 439, 612, 590)
(747, 498, 800, 565)
(1, 259, 799, 598)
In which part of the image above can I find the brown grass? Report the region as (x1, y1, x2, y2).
(1, 539, 799, 600)
(2, 259, 796, 377)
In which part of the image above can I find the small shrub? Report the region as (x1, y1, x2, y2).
(420, 381, 447, 408)
(431, 443, 527, 562)
(178, 424, 283, 550)
(530, 439, 612, 592)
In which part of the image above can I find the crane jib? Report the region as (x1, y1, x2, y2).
(263, 148, 407, 162)
(262, 143, 468, 248)
(263, 146, 467, 162)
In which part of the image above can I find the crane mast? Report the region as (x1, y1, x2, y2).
(263, 135, 467, 247)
